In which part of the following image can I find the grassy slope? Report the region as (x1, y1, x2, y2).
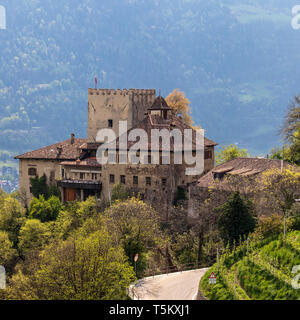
(199, 231, 300, 300)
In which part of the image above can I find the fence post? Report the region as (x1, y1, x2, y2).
(234, 275, 236, 300)
(217, 248, 219, 274)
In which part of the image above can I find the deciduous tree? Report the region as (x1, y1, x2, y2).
(216, 144, 250, 165)
(166, 89, 193, 126)
(0, 231, 18, 271)
(18, 219, 50, 255)
(6, 230, 135, 300)
(29, 195, 61, 222)
(0, 194, 25, 245)
(260, 167, 300, 217)
(104, 197, 163, 276)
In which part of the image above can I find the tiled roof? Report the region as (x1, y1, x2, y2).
(15, 137, 87, 160)
(197, 158, 292, 188)
(148, 95, 171, 110)
(60, 157, 101, 167)
(109, 113, 217, 151)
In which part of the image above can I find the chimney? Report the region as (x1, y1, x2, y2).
(57, 146, 63, 157)
(71, 133, 75, 144)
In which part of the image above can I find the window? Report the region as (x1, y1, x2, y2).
(205, 150, 212, 159)
(29, 187, 33, 194)
(109, 174, 115, 183)
(146, 177, 151, 186)
(213, 172, 225, 181)
(50, 171, 55, 182)
(133, 176, 138, 185)
(148, 155, 152, 164)
(28, 168, 37, 176)
(80, 172, 85, 179)
(108, 119, 113, 128)
(92, 173, 98, 180)
(120, 175, 126, 184)
(162, 178, 167, 186)
(163, 110, 168, 119)
(61, 168, 65, 178)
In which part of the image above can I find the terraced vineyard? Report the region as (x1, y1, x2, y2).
(199, 231, 300, 300)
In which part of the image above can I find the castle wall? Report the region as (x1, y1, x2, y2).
(87, 89, 156, 142)
(18, 159, 62, 206)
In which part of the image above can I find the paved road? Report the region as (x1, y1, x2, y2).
(133, 268, 209, 300)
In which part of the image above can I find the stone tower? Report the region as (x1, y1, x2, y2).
(87, 88, 156, 142)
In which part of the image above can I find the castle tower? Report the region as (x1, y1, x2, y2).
(87, 88, 156, 143)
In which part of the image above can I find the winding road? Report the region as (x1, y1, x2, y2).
(132, 268, 209, 300)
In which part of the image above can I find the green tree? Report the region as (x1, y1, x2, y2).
(0, 231, 18, 271)
(282, 96, 300, 142)
(54, 196, 98, 239)
(171, 231, 198, 265)
(217, 192, 257, 246)
(0, 188, 6, 197)
(6, 230, 135, 300)
(30, 174, 49, 199)
(0, 195, 25, 246)
(18, 219, 50, 255)
(105, 197, 162, 277)
(111, 183, 129, 203)
(261, 167, 300, 217)
(28, 195, 61, 222)
(216, 144, 250, 165)
(276, 97, 300, 164)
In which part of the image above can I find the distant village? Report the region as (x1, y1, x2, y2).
(0, 165, 18, 193)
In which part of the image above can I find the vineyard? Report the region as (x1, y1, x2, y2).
(199, 231, 300, 300)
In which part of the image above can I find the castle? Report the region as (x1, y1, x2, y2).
(15, 88, 217, 220)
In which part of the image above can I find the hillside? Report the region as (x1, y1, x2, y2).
(199, 230, 300, 300)
(0, 0, 300, 162)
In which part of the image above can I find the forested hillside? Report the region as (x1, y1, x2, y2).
(0, 0, 300, 158)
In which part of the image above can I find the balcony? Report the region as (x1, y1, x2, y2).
(57, 179, 102, 190)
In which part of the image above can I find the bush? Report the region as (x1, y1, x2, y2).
(256, 214, 283, 238)
(18, 219, 50, 255)
(0, 231, 18, 271)
(29, 195, 62, 222)
(111, 183, 129, 203)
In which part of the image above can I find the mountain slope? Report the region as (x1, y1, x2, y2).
(0, 0, 299, 158)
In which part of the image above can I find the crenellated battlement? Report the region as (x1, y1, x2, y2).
(87, 88, 156, 143)
(88, 88, 156, 96)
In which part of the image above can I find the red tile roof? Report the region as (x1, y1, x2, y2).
(197, 158, 292, 188)
(15, 138, 87, 160)
(148, 95, 171, 110)
(108, 113, 217, 151)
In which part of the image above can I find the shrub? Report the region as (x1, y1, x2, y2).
(29, 195, 61, 222)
